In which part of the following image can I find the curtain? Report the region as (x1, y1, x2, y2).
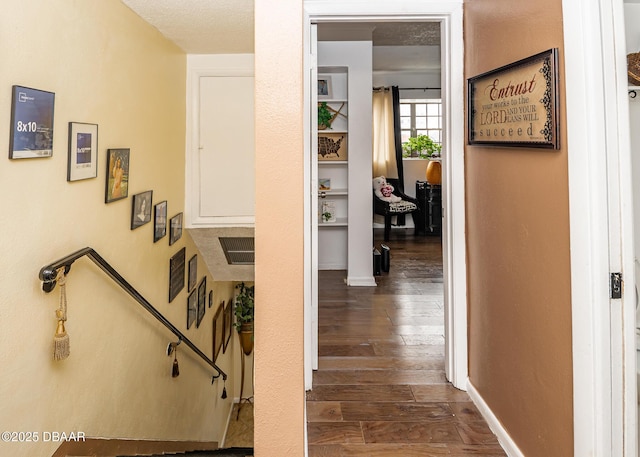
(391, 86, 404, 191)
(372, 88, 397, 179)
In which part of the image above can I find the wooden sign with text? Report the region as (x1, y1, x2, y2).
(468, 49, 559, 149)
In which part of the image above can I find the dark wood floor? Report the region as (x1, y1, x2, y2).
(306, 229, 506, 457)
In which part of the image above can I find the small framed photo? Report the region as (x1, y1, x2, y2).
(319, 178, 331, 191)
(169, 213, 183, 245)
(209, 290, 213, 308)
(154, 201, 167, 242)
(196, 276, 207, 328)
(105, 148, 129, 203)
(318, 76, 332, 99)
(187, 289, 197, 330)
(67, 122, 98, 181)
(188, 254, 198, 292)
(9, 85, 55, 159)
(131, 190, 153, 229)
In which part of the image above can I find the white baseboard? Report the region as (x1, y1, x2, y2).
(220, 398, 241, 448)
(346, 276, 377, 286)
(466, 380, 524, 457)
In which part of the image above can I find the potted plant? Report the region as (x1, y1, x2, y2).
(401, 134, 442, 159)
(234, 282, 255, 355)
(318, 102, 334, 130)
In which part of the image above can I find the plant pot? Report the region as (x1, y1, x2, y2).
(426, 160, 442, 185)
(238, 322, 254, 355)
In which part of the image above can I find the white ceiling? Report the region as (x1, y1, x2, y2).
(120, 1, 441, 72)
(121, 0, 254, 54)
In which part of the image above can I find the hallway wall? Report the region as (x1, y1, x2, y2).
(0, 2, 235, 455)
(464, 1, 573, 456)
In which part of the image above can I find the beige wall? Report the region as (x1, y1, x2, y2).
(0, 2, 235, 455)
(254, 0, 306, 455)
(464, 1, 573, 456)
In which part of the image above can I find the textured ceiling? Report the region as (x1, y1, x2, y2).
(121, 0, 254, 54)
(121, 0, 441, 70)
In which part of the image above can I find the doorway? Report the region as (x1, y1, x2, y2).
(302, 1, 467, 393)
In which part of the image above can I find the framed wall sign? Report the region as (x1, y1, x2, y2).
(468, 48, 560, 149)
(9, 85, 55, 159)
(67, 122, 98, 181)
(169, 247, 186, 303)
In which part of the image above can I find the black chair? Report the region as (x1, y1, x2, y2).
(373, 178, 420, 241)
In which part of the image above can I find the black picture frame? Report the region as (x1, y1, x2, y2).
(196, 276, 207, 328)
(187, 288, 197, 330)
(188, 254, 197, 292)
(154, 201, 167, 242)
(169, 212, 183, 245)
(212, 302, 224, 362)
(208, 289, 214, 308)
(168, 247, 185, 303)
(467, 48, 560, 149)
(9, 85, 55, 159)
(105, 148, 129, 203)
(223, 299, 232, 353)
(67, 122, 98, 181)
(131, 190, 153, 230)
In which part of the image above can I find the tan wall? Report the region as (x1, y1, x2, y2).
(254, 0, 306, 455)
(464, 1, 573, 456)
(0, 2, 235, 456)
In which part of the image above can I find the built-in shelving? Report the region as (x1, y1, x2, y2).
(317, 68, 349, 270)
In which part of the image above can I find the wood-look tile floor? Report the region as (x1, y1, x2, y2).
(306, 229, 506, 457)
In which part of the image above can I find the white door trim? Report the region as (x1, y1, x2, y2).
(562, 0, 636, 455)
(302, 0, 467, 391)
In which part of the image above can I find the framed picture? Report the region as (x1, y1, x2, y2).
(131, 190, 153, 229)
(467, 48, 560, 149)
(105, 148, 129, 203)
(169, 213, 183, 245)
(208, 290, 214, 308)
(9, 85, 55, 159)
(169, 247, 186, 303)
(318, 132, 347, 161)
(187, 288, 197, 330)
(212, 302, 224, 362)
(67, 122, 98, 181)
(318, 76, 332, 99)
(320, 200, 337, 223)
(154, 201, 167, 242)
(223, 298, 232, 353)
(196, 276, 207, 328)
(318, 178, 331, 191)
(188, 254, 198, 292)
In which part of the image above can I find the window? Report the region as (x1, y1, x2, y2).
(400, 99, 442, 151)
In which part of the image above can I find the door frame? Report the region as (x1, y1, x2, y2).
(302, 0, 467, 391)
(562, 0, 636, 455)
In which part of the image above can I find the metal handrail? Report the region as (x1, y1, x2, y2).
(39, 247, 227, 386)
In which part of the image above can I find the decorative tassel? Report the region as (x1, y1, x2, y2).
(53, 311, 70, 360)
(172, 349, 180, 377)
(53, 270, 70, 361)
(222, 377, 227, 399)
